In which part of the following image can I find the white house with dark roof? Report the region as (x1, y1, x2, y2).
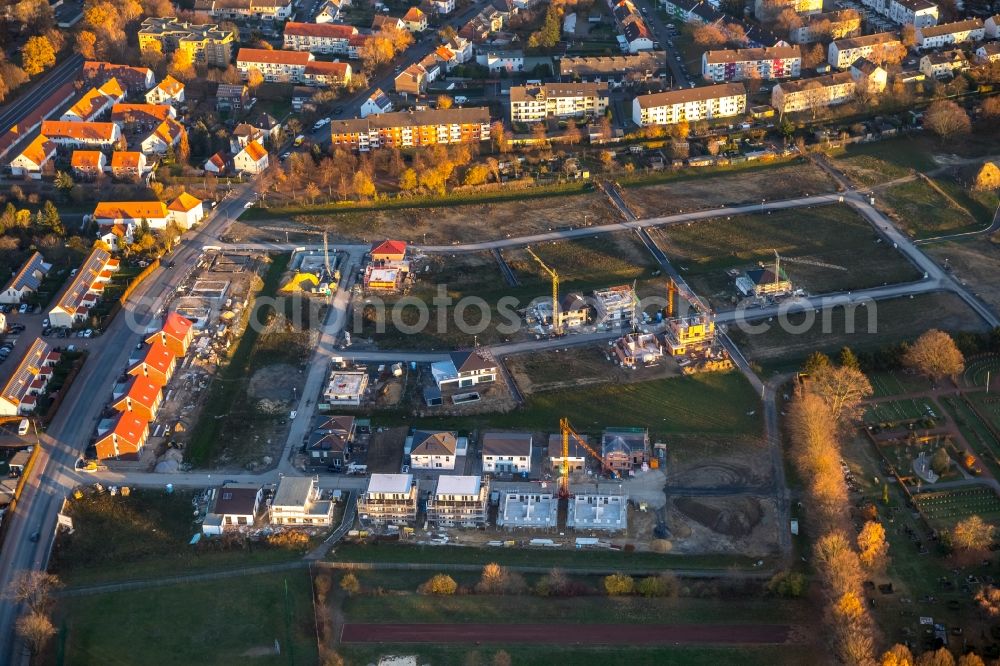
(360, 88, 393, 118)
(1, 252, 50, 304)
(431, 350, 497, 390)
(408, 430, 460, 470)
(203, 483, 264, 534)
(482, 431, 532, 474)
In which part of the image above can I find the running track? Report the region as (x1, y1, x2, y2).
(341, 623, 791, 645)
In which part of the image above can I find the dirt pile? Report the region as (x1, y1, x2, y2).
(673, 497, 763, 538)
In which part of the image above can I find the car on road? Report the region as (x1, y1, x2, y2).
(280, 152, 291, 161)
(294, 134, 305, 146)
(41, 318, 48, 328)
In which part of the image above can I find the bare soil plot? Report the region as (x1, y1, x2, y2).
(621, 161, 836, 219)
(734, 292, 990, 364)
(924, 238, 1000, 313)
(506, 344, 680, 396)
(366, 426, 407, 473)
(652, 204, 920, 308)
(833, 154, 914, 187)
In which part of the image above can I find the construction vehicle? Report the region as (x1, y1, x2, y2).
(525, 248, 561, 336)
(558, 417, 618, 498)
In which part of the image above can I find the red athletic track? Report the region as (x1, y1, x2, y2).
(341, 623, 791, 645)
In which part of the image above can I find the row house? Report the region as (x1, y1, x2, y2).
(631, 83, 746, 126)
(81, 61, 155, 93)
(236, 48, 352, 86)
(95, 412, 149, 460)
(39, 121, 121, 149)
(509, 83, 610, 122)
(282, 21, 358, 54)
(329, 108, 491, 151)
(138, 16, 236, 68)
(559, 52, 667, 87)
(194, 0, 293, 21)
(129, 340, 177, 387)
(60, 79, 125, 122)
(916, 18, 985, 49)
(110, 151, 148, 180)
(113, 375, 163, 422)
(701, 46, 802, 82)
(789, 10, 861, 44)
(47, 247, 119, 329)
(920, 49, 969, 77)
(70, 150, 107, 179)
(146, 76, 186, 106)
(9, 135, 56, 178)
(0, 339, 60, 416)
(860, 0, 938, 27)
(111, 103, 177, 134)
(0, 252, 50, 304)
(426, 476, 489, 527)
(75, 151, 150, 181)
(828, 32, 904, 69)
(771, 71, 857, 113)
(358, 474, 418, 526)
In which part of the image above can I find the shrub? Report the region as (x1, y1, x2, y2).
(476, 563, 526, 595)
(419, 574, 458, 595)
(767, 570, 807, 598)
(603, 573, 635, 596)
(637, 573, 679, 598)
(339, 573, 360, 596)
(265, 531, 310, 549)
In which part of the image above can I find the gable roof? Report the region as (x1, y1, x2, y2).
(0, 338, 49, 409)
(40, 121, 118, 142)
(93, 201, 168, 221)
(482, 431, 532, 457)
(206, 152, 227, 169)
(213, 484, 262, 515)
(918, 18, 982, 38)
(635, 83, 746, 109)
(100, 411, 148, 451)
(411, 430, 458, 456)
(155, 75, 185, 97)
(317, 415, 356, 434)
(168, 192, 202, 213)
(82, 62, 154, 91)
(371, 239, 407, 257)
(71, 151, 105, 169)
(304, 61, 350, 78)
(284, 21, 357, 38)
(241, 140, 267, 161)
(116, 375, 161, 410)
(160, 312, 195, 340)
(5, 252, 48, 293)
(449, 350, 496, 374)
(111, 103, 175, 125)
(66, 86, 114, 121)
(110, 151, 144, 169)
(148, 117, 184, 146)
(131, 340, 176, 378)
(15, 135, 56, 167)
(403, 6, 425, 21)
(237, 47, 313, 66)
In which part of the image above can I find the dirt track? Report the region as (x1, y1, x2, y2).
(341, 622, 791, 645)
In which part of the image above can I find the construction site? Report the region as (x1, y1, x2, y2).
(280, 235, 341, 296)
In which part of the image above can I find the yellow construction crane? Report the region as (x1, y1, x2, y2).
(526, 247, 561, 336)
(558, 417, 616, 497)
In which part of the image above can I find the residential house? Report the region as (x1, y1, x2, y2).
(315, 0, 343, 22)
(850, 57, 888, 94)
(509, 83, 609, 122)
(701, 46, 802, 82)
(167, 192, 205, 230)
(92, 201, 170, 230)
(196, 0, 294, 21)
(739, 265, 792, 295)
(772, 71, 857, 112)
(920, 49, 969, 77)
(303, 61, 352, 87)
(632, 83, 747, 126)
(858, 0, 938, 27)
(330, 107, 492, 151)
(323, 370, 368, 406)
(233, 139, 269, 174)
(559, 52, 667, 87)
(828, 32, 904, 69)
(601, 427, 649, 472)
(81, 61, 156, 92)
(357, 473, 418, 525)
(231, 123, 266, 151)
(409, 430, 459, 470)
(47, 247, 119, 329)
(430, 350, 497, 390)
(139, 117, 185, 156)
(916, 18, 984, 49)
(591, 284, 639, 326)
(127, 341, 177, 387)
(99, 224, 134, 251)
(611, 0, 654, 53)
(70, 151, 107, 179)
(138, 17, 236, 67)
(548, 433, 588, 473)
(307, 415, 356, 468)
(282, 21, 358, 54)
(110, 152, 147, 180)
(147, 312, 196, 356)
(146, 75, 186, 106)
(269, 476, 335, 526)
(428, 0, 456, 14)
(111, 104, 177, 135)
(372, 14, 405, 30)
(95, 411, 149, 460)
(557, 293, 591, 328)
(204, 151, 228, 174)
(371, 239, 407, 262)
(216, 84, 250, 111)
(477, 50, 524, 73)
(403, 7, 428, 31)
(0, 252, 50, 304)
(202, 483, 264, 534)
(444, 34, 473, 63)
(988, 14, 1000, 39)
(0, 339, 57, 416)
(977, 42, 1000, 63)
(360, 88, 393, 117)
(112, 375, 163, 421)
(60, 79, 124, 122)
(790, 10, 861, 43)
(9, 136, 56, 177)
(482, 431, 532, 474)
(394, 63, 429, 94)
(39, 121, 121, 149)
(426, 476, 489, 527)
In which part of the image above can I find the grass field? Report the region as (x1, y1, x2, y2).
(880, 178, 979, 238)
(384, 371, 763, 441)
(735, 293, 989, 370)
(829, 139, 938, 185)
(925, 239, 1000, 315)
(56, 571, 317, 665)
(868, 371, 934, 398)
(49, 489, 307, 586)
(913, 487, 1000, 531)
(653, 204, 920, 307)
(863, 398, 940, 425)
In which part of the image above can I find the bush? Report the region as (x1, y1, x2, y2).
(339, 573, 360, 596)
(767, 570, 807, 598)
(475, 563, 526, 595)
(636, 573, 679, 598)
(265, 531, 310, 549)
(419, 574, 458, 595)
(603, 573, 635, 596)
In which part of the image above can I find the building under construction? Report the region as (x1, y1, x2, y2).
(566, 493, 627, 532)
(357, 473, 419, 526)
(364, 239, 411, 293)
(497, 491, 558, 529)
(611, 331, 664, 368)
(426, 475, 490, 527)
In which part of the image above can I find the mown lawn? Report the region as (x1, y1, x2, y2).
(57, 571, 317, 666)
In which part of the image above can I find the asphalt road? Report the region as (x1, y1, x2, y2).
(0, 184, 258, 665)
(0, 55, 83, 136)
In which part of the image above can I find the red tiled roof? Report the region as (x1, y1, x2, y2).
(17, 135, 56, 167)
(284, 21, 357, 38)
(119, 375, 161, 410)
(93, 201, 168, 221)
(110, 151, 144, 169)
(371, 239, 407, 256)
(111, 103, 174, 125)
(71, 150, 105, 169)
(403, 7, 425, 21)
(237, 48, 312, 66)
(242, 140, 267, 161)
(40, 121, 118, 142)
(161, 312, 194, 339)
(304, 61, 350, 77)
(168, 192, 202, 213)
(137, 341, 176, 376)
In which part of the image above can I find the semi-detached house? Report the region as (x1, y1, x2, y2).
(47, 248, 119, 329)
(632, 83, 746, 126)
(95, 411, 149, 460)
(409, 430, 459, 470)
(701, 46, 802, 82)
(112, 375, 163, 422)
(0, 339, 59, 416)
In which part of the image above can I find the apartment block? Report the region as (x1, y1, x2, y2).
(236, 48, 351, 86)
(790, 10, 861, 44)
(329, 107, 492, 151)
(194, 0, 293, 21)
(771, 71, 857, 113)
(509, 83, 609, 122)
(426, 475, 489, 527)
(357, 473, 418, 525)
(138, 17, 236, 67)
(859, 0, 937, 27)
(282, 21, 358, 54)
(828, 32, 903, 68)
(916, 18, 984, 49)
(632, 83, 747, 126)
(701, 46, 801, 82)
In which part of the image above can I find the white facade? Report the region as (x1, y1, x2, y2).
(632, 84, 747, 126)
(828, 33, 904, 68)
(701, 47, 802, 82)
(510, 83, 609, 122)
(269, 476, 334, 526)
(916, 19, 984, 48)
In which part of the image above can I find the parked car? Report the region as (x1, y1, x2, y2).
(18, 304, 27, 314)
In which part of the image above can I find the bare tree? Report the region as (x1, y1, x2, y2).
(15, 611, 55, 655)
(7, 571, 61, 615)
(923, 100, 971, 143)
(952, 515, 994, 552)
(903, 329, 965, 383)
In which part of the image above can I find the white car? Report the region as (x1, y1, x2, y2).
(244, 201, 254, 208)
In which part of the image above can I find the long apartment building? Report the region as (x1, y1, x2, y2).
(0, 339, 59, 416)
(329, 107, 491, 151)
(509, 83, 609, 123)
(426, 475, 490, 527)
(48, 247, 119, 329)
(859, 0, 937, 27)
(632, 83, 746, 126)
(790, 10, 861, 44)
(357, 473, 418, 525)
(753, 0, 823, 20)
(558, 52, 667, 86)
(828, 32, 903, 68)
(701, 46, 801, 82)
(771, 71, 856, 113)
(282, 21, 359, 54)
(916, 18, 985, 49)
(193, 0, 293, 21)
(138, 16, 236, 68)
(236, 48, 351, 86)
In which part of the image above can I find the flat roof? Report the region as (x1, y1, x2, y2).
(435, 475, 481, 496)
(326, 370, 367, 396)
(367, 473, 413, 494)
(273, 476, 316, 507)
